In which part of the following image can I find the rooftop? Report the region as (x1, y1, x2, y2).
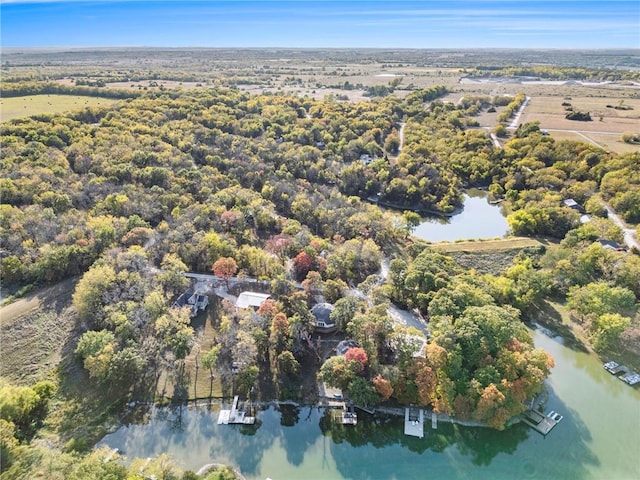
(235, 291, 271, 310)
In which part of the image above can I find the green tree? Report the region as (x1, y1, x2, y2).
(589, 313, 631, 350)
(330, 296, 365, 332)
(347, 377, 380, 407)
(75, 330, 117, 380)
(155, 308, 195, 360)
(72, 264, 117, 326)
(567, 282, 636, 321)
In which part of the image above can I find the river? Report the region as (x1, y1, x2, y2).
(98, 327, 640, 480)
(411, 189, 510, 242)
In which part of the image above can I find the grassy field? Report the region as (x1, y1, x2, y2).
(0, 279, 79, 384)
(519, 94, 640, 136)
(429, 237, 544, 253)
(0, 94, 119, 122)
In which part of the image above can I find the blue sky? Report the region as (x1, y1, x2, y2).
(1, 1, 639, 49)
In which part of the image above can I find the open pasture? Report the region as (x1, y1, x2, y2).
(519, 94, 640, 133)
(0, 94, 119, 122)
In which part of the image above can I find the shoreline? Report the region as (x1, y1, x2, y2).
(125, 397, 520, 431)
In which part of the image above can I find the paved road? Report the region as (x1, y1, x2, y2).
(604, 204, 640, 250)
(489, 131, 502, 149)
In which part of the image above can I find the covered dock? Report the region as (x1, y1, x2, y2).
(521, 409, 560, 435)
(604, 361, 628, 375)
(217, 396, 255, 425)
(341, 411, 358, 425)
(404, 407, 424, 438)
(620, 372, 640, 386)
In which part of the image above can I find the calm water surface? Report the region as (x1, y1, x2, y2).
(412, 189, 509, 242)
(99, 328, 640, 480)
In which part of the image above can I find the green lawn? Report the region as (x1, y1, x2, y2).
(0, 94, 119, 122)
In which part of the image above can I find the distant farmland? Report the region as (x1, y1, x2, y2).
(0, 94, 119, 122)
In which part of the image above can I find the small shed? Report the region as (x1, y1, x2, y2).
(235, 292, 271, 310)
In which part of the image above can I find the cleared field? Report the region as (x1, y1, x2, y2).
(0, 94, 119, 122)
(584, 132, 640, 153)
(524, 95, 640, 118)
(429, 237, 543, 252)
(519, 94, 640, 134)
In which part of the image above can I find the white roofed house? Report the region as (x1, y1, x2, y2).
(235, 291, 271, 311)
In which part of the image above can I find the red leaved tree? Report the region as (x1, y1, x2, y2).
(345, 347, 368, 372)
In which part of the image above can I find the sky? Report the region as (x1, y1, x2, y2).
(1, 0, 639, 49)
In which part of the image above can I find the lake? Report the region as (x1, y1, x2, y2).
(99, 327, 640, 480)
(411, 189, 510, 242)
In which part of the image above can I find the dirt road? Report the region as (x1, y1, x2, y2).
(0, 277, 78, 324)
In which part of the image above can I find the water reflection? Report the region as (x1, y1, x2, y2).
(99, 327, 640, 480)
(412, 189, 509, 242)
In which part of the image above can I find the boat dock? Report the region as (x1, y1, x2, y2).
(603, 362, 640, 386)
(217, 396, 255, 425)
(341, 410, 358, 425)
(620, 372, 640, 386)
(404, 407, 424, 438)
(521, 409, 561, 435)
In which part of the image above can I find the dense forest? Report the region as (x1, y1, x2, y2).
(1, 80, 639, 477)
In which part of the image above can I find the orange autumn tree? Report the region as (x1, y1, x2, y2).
(212, 257, 238, 289)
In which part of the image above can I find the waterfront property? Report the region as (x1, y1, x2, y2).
(97, 327, 640, 480)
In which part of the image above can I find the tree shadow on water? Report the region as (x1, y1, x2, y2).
(277, 405, 320, 467)
(326, 402, 599, 480)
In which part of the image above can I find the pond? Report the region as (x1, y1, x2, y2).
(411, 188, 510, 242)
(99, 327, 640, 480)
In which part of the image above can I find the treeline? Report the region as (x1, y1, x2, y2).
(470, 66, 640, 82)
(0, 82, 142, 99)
